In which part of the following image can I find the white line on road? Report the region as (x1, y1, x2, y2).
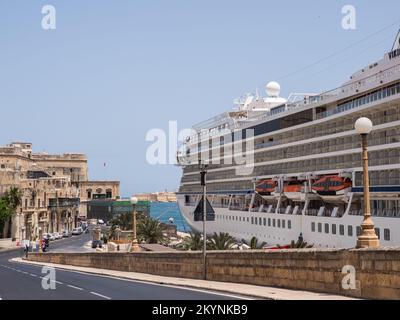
(53, 280, 63, 285)
(21, 271, 28, 275)
(67, 285, 83, 290)
(90, 291, 111, 300)
(30, 274, 37, 277)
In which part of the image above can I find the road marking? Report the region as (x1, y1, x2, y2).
(67, 285, 83, 290)
(21, 271, 28, 275)
(90, 291, 111, 300)
(53, 280, 63, 285)
(30, 274, 37, 277)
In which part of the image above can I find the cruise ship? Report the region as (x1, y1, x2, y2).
(176, 30, 400, 248)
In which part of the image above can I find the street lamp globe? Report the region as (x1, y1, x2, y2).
(130, 196, 138, 205)
(355, 117, 373, 134)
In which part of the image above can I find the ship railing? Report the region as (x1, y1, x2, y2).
(184, 64, 400, 147)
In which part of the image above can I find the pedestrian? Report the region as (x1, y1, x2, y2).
(24, 244, 29, 259)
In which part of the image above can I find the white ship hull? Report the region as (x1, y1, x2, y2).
(177, 194, 400, 248)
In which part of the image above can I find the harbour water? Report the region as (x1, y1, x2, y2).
(150, 202, 191, 233)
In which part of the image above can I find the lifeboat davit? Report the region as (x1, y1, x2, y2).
(283, 181, 305, 201)
(312, 175, 352, 202)
(256, 180, 277, 200)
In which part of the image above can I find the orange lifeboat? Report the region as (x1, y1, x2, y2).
(312, 175, 352, 196)
(256, 180, 277, 196)
(283, 181, 305, 201)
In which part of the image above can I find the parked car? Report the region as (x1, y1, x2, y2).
(62, 230, 72, 238)
(91, 239, 103, 249)
(72, 227, 83, 235)
(48, 233, 56, 241)
(53, 232, 62, 240)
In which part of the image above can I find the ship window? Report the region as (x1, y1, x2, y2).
(317, 223, 322, 233)
(384, 229, 390, 241)
(282, 220, 286, 228)
(268, 218, 271, 227)
(259, 217, 262, 225)
(340, 225, 345, 235)
(288, 220, 291, 229)
(356, 226, 362, 236)
(277, 219, 281, 228)
(251, 217, 254, 224)
(311, 222, 315, 232)
(348, 225, 353, 237)
(375, 228, 380, 239)
(332, 224, 337, 235)
(325, 223, 329, 234)
(247, 217, 249, 222)
(263, 218, 266, 226)
(273, 219, 276, 227)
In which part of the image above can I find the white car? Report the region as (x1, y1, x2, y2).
(53, 232, 62, 240)
(72, 227, 83, 235)
(42, 233, 53, 240)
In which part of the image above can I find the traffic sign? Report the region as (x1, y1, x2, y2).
(193, 196, 215, 221)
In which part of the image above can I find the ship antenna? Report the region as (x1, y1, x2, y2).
(392, 28, 400, 51)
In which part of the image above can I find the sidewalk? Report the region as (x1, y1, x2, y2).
(11, 258, 357, 300)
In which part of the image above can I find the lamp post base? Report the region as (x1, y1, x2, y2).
(356, 236, 380, 248)
(130, 240, 140, 252)
(356, 218, 380, 249)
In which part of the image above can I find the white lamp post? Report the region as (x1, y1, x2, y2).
(130, 196, 140, 252)
(354, 117, 380, 248)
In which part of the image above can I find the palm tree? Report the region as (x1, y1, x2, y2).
(242, 236, 267, 249)
(109, 212, 132, 231)
(289, 239, 313, 249)
(137, 216, 165, 244)
(209, 232, 236, 250)
(178, 232, 204, 251)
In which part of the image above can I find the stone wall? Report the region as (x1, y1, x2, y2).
(28, 247, 400, 299)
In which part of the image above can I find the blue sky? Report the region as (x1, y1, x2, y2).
(0, 1, 399, 196)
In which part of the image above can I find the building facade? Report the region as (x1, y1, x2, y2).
(0, 142, 120, 241)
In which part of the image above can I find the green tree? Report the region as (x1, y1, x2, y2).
(242, 236, 267, 249)
(137, 216, 165, 244)
(0, 188, 22, 238)
(209, 232, 236, 250)
(178, 232, 204, 251)
(109, 212, 132, 231)
(0, 199, 12, 238)
(3, 187, 22, 210)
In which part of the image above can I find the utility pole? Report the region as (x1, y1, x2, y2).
(199, 161, 208, 280)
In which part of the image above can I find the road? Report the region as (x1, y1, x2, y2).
(0, 234, 245, 300)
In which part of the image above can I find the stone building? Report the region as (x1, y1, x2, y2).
(0, 142, 120, 241)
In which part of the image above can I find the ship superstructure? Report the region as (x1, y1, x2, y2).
(176, 31, 400, 248)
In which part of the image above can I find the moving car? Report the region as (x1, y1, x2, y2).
(72, 227, 83, 235)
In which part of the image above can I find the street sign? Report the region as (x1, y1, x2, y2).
(193, 196, 215, 221)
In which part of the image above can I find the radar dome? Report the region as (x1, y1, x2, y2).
(266, 81, 281, 97)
